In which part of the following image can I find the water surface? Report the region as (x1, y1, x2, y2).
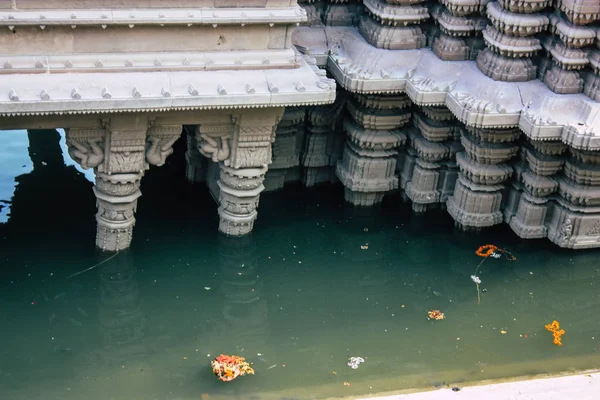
(1, 129, 599, 400)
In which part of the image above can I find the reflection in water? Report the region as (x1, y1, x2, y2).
(2, 129, 94, 233)
(1, 130, 600, 399)
(95, 251, 147, 364)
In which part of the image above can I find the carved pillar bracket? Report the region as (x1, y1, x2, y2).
(65, 128, 106, 170)
(145, 124, 182, 167)
(195, 109, 284, 235)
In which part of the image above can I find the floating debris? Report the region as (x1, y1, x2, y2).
(428, 310, 445, 321)
(545, 320, 565, 347)
(347, 356, 365, 369)
(472, 244, 517, 304)
(343, 381, 351, 386)
(211, 354, 255, 382)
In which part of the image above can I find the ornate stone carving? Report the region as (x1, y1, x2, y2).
(431, 2, 488, 61)
(145, 125, 181, 167)
(301, 96, 346, 187)
(337, 93, 409, 206)
(476, 0, 548, 82)
(66, 128, 106, 170)
(94, 172, 143, 252)
(218, 164, 268, 236)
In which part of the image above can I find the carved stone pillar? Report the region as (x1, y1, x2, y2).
(184, 126, 206, 184)
(218, 164, 268, 236)
(264, 107, 305, 192)
(446, 126, 519, 230)
(66, 118, 181, 252)
(403, 107, 462, 212)
(476, 0, 549, 82)
(547, 148, 600, 249)
(301, 98, 345, 187)
(431, 1, 488, 61)
(196, 109, 284, 236)
(336, 94, 409, 206)
(509, 140, 566, 239)
(359, 0, 429, 50)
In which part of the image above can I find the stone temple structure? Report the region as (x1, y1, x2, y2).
(1, 0, 600, 250)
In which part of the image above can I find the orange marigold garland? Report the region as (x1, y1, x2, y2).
(472, 244, 516, 304)
(545, 320, 565, 347)
(428, 310, 445, 320)
(475, 244, 498, 258)
(211, 354, 255, 382)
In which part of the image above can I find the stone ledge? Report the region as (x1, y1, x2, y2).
(305, 26, 600, 150)
(0, 49, 301, 74)
(0, 7, 307, 27)
(0, 57, 336, 116)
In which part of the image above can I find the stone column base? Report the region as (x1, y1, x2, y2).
(446, 177, 504, 229)
(509, 193, 548, 239)
(343, 188, 385, 207)
(93, 173, 143, 252)
(547, 201, 600, 249)
(217, 164, 267, 236)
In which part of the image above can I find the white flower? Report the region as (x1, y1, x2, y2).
(490, 252, 501, 259)
(470, 275, 482, 284)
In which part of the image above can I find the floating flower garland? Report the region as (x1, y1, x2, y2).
(475, 244, 498, 258)
(545, 320, 565, 347)
(211, 354, 255, 382)
(428, 310, 445, 320)
(472, 244, 517, 304)
(347, 356, 365, 369)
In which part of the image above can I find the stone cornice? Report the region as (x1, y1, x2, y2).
(0, 49, 300, 74)
(312, 27, 600, 150)
(0, 57, 336, 116)
(0, 7, 307, 27)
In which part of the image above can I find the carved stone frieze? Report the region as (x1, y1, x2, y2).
(99, 126, 147, 175)
(460, 131, 519, 164)
(556, 0, 600, 26)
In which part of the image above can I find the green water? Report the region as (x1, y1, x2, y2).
(1, 129, 600, 400)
